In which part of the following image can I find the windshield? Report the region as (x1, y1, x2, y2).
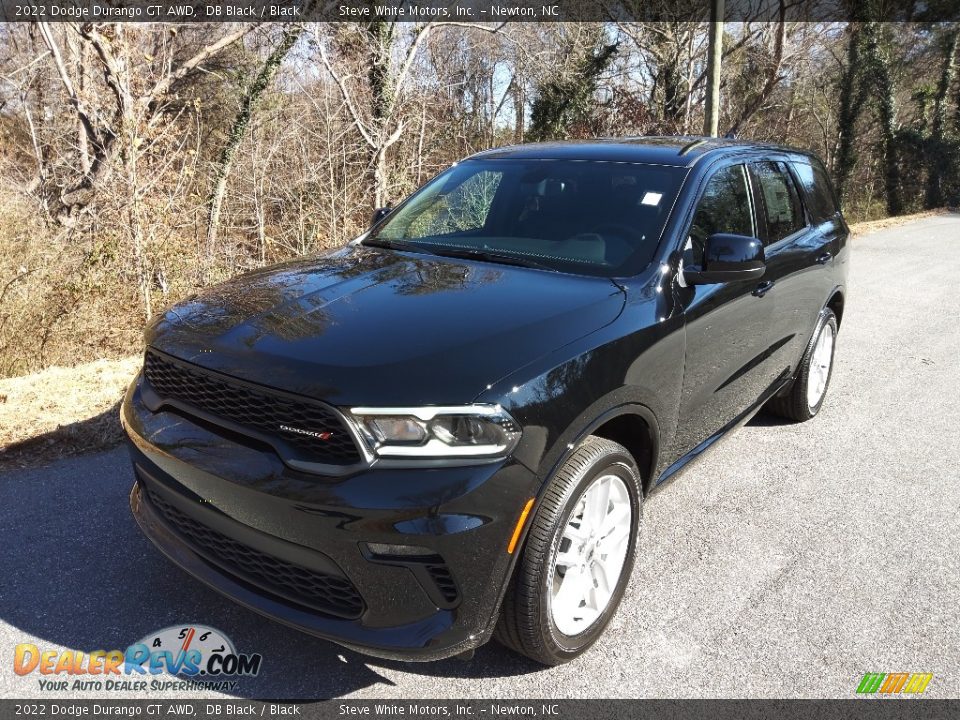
(365, 159, 687, 277)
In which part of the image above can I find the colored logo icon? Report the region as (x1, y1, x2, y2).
(856, 672, 933, 694)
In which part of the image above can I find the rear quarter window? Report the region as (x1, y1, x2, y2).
(751, 161, 806, 244)
(792, 160, 840, 223)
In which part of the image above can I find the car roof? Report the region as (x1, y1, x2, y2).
(467, 136, 813, 168)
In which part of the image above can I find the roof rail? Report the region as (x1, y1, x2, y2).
(678, 138, 708, 156)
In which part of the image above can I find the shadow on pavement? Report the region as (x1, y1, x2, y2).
(746, 410, 796, 428)
(0, 403, 124, 473)
(0, 448, 543, 699)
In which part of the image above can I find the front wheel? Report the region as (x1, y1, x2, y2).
(494, 436, 642, 665)
(767, 308, 838, 422)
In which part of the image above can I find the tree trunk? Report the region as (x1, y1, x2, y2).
(835, 23, 865, 203)
(703, 1, 724, 137)
(662, 55, 685, 129)
(514, 81, 525, 142)
(206, 27, 303, 271)
(955, 65, 960, 134)
(862, 22, 902, 216)
(927, 28, 958, 208)
(932, 30, 958, 139)
(372, 148, 388, 208)
(117, 94, 151, 320)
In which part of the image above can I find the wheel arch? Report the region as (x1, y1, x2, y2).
(590, 411, 657, 496)
(826, 286, 845, 327)
(539, 403, 660, 498)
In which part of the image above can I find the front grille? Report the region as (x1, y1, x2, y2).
(143, 349, 362, 466)
(146, 487, 364, 619)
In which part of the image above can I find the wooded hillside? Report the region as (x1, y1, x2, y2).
(1, 16, 958, 377)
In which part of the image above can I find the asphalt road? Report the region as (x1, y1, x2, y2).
(2, 214, 958, 700)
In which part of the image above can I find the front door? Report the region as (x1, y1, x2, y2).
(673, 162, 780, 456)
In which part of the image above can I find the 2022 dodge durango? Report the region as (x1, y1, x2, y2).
(123, 136, 848, 665)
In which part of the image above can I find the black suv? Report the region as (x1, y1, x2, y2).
(124, 137, 847, 665)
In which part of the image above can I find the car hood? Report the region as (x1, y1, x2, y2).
(146, 245, 625, 406)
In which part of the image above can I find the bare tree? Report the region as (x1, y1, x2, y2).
(37, 22, 253, 219)
(206, 25, 304, 273)
(725, 1, 788, 136)
(316, 21, 503, 209)
(2, 19, 958, 378)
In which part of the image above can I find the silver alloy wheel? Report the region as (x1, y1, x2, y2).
(549, 473, 632, 636)
(807, 321, 835, 409)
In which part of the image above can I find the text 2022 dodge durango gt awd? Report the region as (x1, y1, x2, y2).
(123, 137, 848, 665)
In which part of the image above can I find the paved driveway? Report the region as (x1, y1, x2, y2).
(2, 214, 958, 699)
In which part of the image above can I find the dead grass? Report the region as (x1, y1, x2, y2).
(849, 208, 954, 237)
(0, 355, 140, 470)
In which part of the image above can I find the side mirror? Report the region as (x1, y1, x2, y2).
(683, 233, 766, 285)
(370, 206, 392, 228)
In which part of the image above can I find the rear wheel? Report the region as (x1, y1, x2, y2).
(494, 436, 642, 665)
(767, 309, 838, 421)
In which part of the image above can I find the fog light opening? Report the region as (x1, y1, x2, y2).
(365, 542, 436, 559)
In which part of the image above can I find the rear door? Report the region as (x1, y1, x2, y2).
(748, 160, 834, 375)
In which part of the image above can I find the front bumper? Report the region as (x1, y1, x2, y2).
(123, 376, 538, 661)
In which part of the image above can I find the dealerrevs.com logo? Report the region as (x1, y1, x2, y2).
(856, 672, 934, 695)
(14, 625, 262, 693)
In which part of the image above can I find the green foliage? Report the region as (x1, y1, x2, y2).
(834, 23, 867, 203)
(927, 28, 959, 207)
(365, 20, 396, 122)
(858, 21, 902, 216)
(896, 129, 960, 211)
(528, 42, 619, 142)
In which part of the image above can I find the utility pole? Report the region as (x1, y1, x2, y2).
(703, 0, 724, 137)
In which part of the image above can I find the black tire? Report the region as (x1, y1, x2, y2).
(494, 435, 643, 665)
(767, 308, 838, 422)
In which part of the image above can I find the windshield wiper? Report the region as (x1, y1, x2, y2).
(362, 237, 431, 255)
(427, 247, 558, 272)
(364, 238, 558, 272)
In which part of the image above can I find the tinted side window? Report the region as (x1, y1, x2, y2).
(792, 160, 840, 223)
(751, 161, 805, 244)
(684, 164, 753, 266)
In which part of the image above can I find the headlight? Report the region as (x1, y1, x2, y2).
(348, 405, 521, 460)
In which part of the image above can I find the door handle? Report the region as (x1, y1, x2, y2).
(752, 280, 776, 297)
(816, 251, 833, 264)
